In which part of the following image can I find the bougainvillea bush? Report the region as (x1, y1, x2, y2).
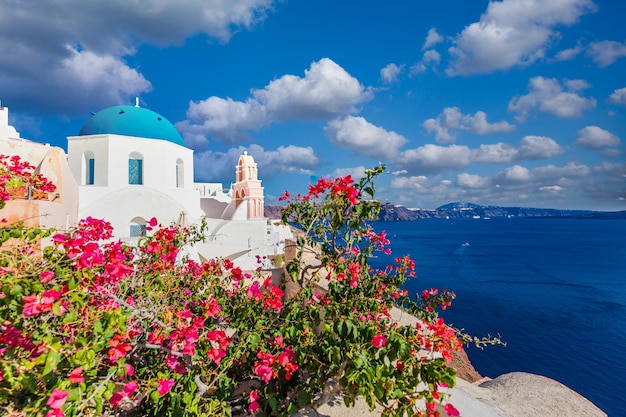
(0, 154, 56, 207)
(0, 162, 475, 417)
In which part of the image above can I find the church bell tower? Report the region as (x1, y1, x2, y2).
(232, 151, 264, 219)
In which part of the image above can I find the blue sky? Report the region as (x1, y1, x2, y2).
(1, 0, 625, 211)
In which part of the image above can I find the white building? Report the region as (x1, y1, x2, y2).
(2, 102, 290, 269)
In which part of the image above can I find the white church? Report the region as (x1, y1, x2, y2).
(0, 102, 291, 270)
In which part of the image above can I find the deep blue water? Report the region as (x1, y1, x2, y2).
(370, 218, 626, 417)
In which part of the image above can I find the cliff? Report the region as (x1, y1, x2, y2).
(377, 202, 626, 220)
(266, 203, 626, 221)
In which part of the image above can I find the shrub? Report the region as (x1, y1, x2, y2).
(1, 164, 471, 417)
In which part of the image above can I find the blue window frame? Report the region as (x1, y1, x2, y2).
(87, 158, 95, 185)
(129, 158, 143, 185)
(130, 224, 146, 237)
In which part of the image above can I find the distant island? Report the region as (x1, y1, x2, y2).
(265, 201, 626, 221)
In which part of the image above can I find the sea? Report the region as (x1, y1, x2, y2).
(369, 217, 626, 417)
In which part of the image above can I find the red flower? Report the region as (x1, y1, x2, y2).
(372, 334, 387, 348)
(253, 363, 274, 382)
(207, 347, 226, 365)
(108, 335, 131, 362)
(248, 401, 260, 414)
(40, 271, 55, 284)
(444, 403, 460, 416)
(22, 295, 40, 317)
(68, 367, 84, 383)
(231, 267, 243, 281)
(157, 378, 175, 395)
(46, 388, 68, 409)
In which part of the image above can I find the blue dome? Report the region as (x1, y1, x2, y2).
(79, 105, 185, 146)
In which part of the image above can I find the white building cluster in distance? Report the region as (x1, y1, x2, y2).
(1, 102, 291, 270)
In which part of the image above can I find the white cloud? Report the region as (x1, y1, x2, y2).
(380, 63, 404, 83)
(470, 135, 563, 163)
(0, 0, 277, 114)
(495, 165, 531, 183)
(457, 173, 491, 189)
(324, 116, 407, 159)
(509, 76, 596, 121)
(394, 144, 472, 174)
(531, 162, 590, 181)
(194, 143, 319, 183)
(422, 50, 441, 66)
(593, 161, 626, 177)
(564, 79, 590, 92)
(554, 44, 584, 61)
(446, 0, 597, 75)
(255, 58, 372, 120)
(388, 159, 619, 209)
(423, 107, 515, 143)
(423, 28, 444, 50)
(471, 143, 518, 163)
(390, 175, 429, 190)
(585, 40, 626, 67)
(539, 185, 564, 194)
(327, 166, 368, 180)
(517, 135, 564, 159)
(575, 126, 621, 149)
(409, 62, 427, 75)
(608, 87, 626, 106)
(409, 49, 442, 76)
(177, 97, 268, 146)
(178, 58, 373, 145)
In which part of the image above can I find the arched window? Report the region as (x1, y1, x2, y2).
(176, 158, 184, 188)
(128, 152, 143, 185)
(130, 216, 147, 237)
(82, 151, 95, 185)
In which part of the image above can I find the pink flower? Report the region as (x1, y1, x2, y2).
(22, 295, 40, 316)
(248, 401, 260, 414)
(248, 389, 261, 413)
(246, 281, 262, 299)
(148, 217, 158, 227)
(109, 392, 124, 409)
(444, 403, 460, 416)
(123, 381, 138, 396)
(46, 388, 68, 409)
(108, 343, 131, 362)
(45, 410, 65, 417)
(277, 347, 295, 366)
(40, 271, 55, 284)
(372, 334, 387, 349)
(207, 347, 226, 365)
(157, 378, 175, 395)
(68, 367, 84, 383)
(253, 363, 274, 382)
(125, 363, 135, 377)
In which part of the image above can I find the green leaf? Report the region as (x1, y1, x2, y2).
(10, 284, 23, 296)
(151, 389, 161, 403)
(268, 396, 278, 410)
(68, 387, 81, 402)
(43, 351, 61, 376)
